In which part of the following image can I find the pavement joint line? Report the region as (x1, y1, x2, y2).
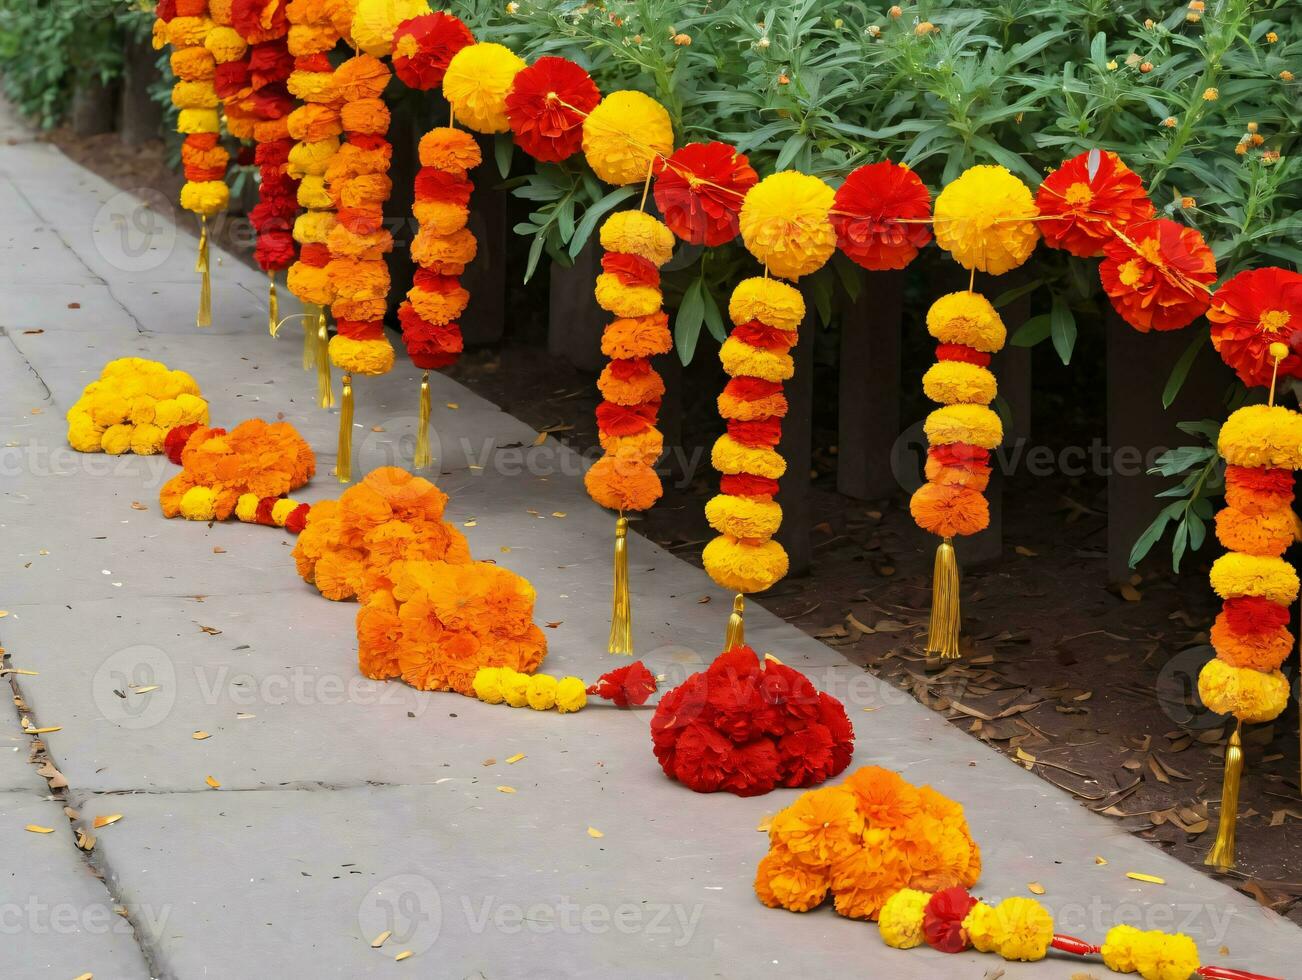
(1, 326, 54, 402)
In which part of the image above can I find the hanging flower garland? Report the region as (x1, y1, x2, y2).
(284, 0, 345, 404)
(909, 164, 1036, 659)
(156, 0, 230, 328)
(702, 170, 834, 646)
(393, 12, 476, 469)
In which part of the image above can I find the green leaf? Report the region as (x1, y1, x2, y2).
(992, 279, 1043, 309)
(568, 187, 637, 260)
(701, 283, 727, 344)
(1129, 503, 1178, 568)
(1011, 314, 1051, 347)
(494, 134, 514, 179)
(1049, 296, 1077, 365)
(523, 234, 546, 285)
(675, 277, 706, 365)
(1162, 328, 1208, 409)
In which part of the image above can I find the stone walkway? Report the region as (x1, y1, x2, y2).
(2, 101, 1300, 979)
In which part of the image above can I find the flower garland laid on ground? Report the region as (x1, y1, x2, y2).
(292, 466, 470, 602)
(650, 645, 853, 797)
(472, 666, 587, 713)
(155, 0, 230, 328)
(754, 766, 980, 920)
(908, 164, 1034, 658)
(588, 660, 658, 706)
(284, 0, 345, 405)
(356, 558, 546, 695)
(159, 418, 315, 522)
(873, 886, 1276, 979)
(67, 358, 208, 455)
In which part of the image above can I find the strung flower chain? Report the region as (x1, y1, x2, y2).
(472, 666, 587, 713)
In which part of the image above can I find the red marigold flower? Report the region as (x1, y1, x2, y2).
(601, 252, 660, 289)
(1099, 218, 1216, 332)
(392, 12, 475, 91)
(505, 56, 600, 163)
(922, 886, 978, 953)
(232, 0, 288, 44)
(720, 473, 780, 497)
(732, 320, 797, 351)
(595, 399, 661, 436)
(254, 230, 296, 271)
(935, 342, 991, 367)
(1207, 266, 1302, 388)
(1222, 595, 1290, 636)
(164, 423, 202, 465)
(831, 161, 932, 271)
(1036, 150, 1154, 257)
(727, 418, 783, 447)
(414, 167, 473, 207)
(654, 142, 758, 246)
(588, 660, 659, 706)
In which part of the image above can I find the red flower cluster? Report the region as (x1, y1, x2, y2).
(588, 660, 658, 707)
(392, 12, 474, 91)
(1099, 218, 1216, 331)
(232, 0, 287, 45)
(1036, 150, 1154, 257)
(650, 646, 854, 796)
(831, 161, 932, 270)
(506, 56, 600, 163)
(653, 142, 757, 246)
(1208, 267, 1302, 388)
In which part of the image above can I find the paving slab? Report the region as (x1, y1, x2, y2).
(2, 99, 1300, 978)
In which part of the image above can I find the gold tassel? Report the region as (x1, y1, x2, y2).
(1205, 722, 1244, 870)
(414, 372, 432, 469)
(316, 310, 334, 409)
(335, 373, 353, 483)
(609, 516, 632, 654)
(926, 536, 962, 659)
(302, 304, 319, 371)
(195, 216, 212, 328)
(724, 594, 745, 649)
(267, 271, 279, 337)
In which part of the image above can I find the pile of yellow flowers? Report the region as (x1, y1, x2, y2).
(67, 358, 208, 455)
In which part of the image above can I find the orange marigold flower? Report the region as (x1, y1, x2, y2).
(1207, 267, 1302, 388)
(1099, 218, 1216, 332)
(909, 481, 990, 538)
(1036, 150, 1154, 257)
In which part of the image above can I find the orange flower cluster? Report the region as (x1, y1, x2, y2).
(284, 0, 344, 311)
(583, 211, 674, 514)
(356, 559, 547, 695)
(293, 466, 471, 602)
(397, 126, 479, 369)
(1035, 150, 1153, 258)
(326, 53, 396, 377)
(1208, 267, 1302, 389)
(909, 292, 1005, 539)
(1099, 218, 1216, 332)
(755, 766, 981, 921)
(159, 419, 316, 522)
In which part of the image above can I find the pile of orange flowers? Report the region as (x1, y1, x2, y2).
(356, 559, 547, 696)
(755, 766, 981, 922)
(159, 419, 316, 523)
(582, 210, 675, 515)
(292, 466, 471, 602)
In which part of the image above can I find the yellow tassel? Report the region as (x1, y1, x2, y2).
(316, 310, 334, 409)
(724, 594, 745, 649)
(926, 537, 961, 659)
(267, 271, 279, 337)
(414, 372, 433, 469)
(335, 373, 353, 483)
(1205, 722, 1244, 870)
(302, 304, 319, 371)
(195, 216, 212, 328)
(609, 516, 632, 655)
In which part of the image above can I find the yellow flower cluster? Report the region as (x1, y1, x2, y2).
(923, 403, 1003, 450)
(1101, 924, 1201, 980)
(926, 291, 1007, 351)
(582, 91, 674, 185)
(1198, 657, 1290, 723)
(738, 172, 836, 280)
(933, 165, 1040, 274)
(443, 43, 526, 133)
(961, 896, 1055, 961)
(352, 0, 430, 57)
(472, 666, 587, 713)
(600, 211, 676, 266)
(67, 358, 208, 455)
(877, 889, 930, 949)
(1217, 404, 1302, 469)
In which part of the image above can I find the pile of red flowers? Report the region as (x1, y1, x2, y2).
(650, 645, 854, 796)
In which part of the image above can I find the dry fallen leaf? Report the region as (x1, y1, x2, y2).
(192, 731, 211, 740)
(25, 824, 54, 834)
(92, 814, 123, 829)
(1014, 545, 1037, 557)
(446, 402, 459, 410)
(496, 786, 516, 794)
(551, 512, 566, 518)
(198, 625, 222, 636)
(212, 546, 226, 555)
(1095, 856, 1109, 866)
(130, 501, 148, 511)
(482, 758, 496, 767)
(587, 826, 604, 838)
(463, 520, 478, 528)
(394, 950, 413, 962)
(235, 712, 255, 720)
(133, 685, 160, 695)
(371, 930, 391, 948)
(205, 775, 221, 789)
(1119, 583, 1142, 602)
(1027, 882, 1046, 895)
(505, 753, 525, 764)
(1126, 872, 1165, 885)
(75, 828, 96, 851)
(72, 974, 92, 980)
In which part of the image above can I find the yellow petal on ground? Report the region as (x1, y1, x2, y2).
(497, 786, 516, 794)
(1126, 872, 1165, 884)
(446, 402, 458, 410)
(133, 685, 160, 694)
(25, 824, 54, 834)
(192, 731, 211, 740)
(1095, 856, 1109, 866)
(73, 973, 93, 980)
(1027, 882, 1045, 895)
(395, 950, 413, 961)
(205, 776, 221, 789)
(92, 814, 123, 829)
(25, 726, 62, 734)
(505, 753, 525, 764)
(587, 826, 604, 838)
(370, 930, 391, 948)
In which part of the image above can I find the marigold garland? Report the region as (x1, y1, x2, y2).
(933, 165, 1039, 275)
(652, 646, 854, 797)
(356, 558, 546, 695)
(754, 766, 980, 920)
(442, 42, 525, 134)
(1099, 217, 1216, 332)
(67, 358, 208, 455)
(738, 171, 836, 281)
(159, 419, 315, 522)
(505, 56, 600, 163)
(582, 90, 673, 185)
(472, 666, 587, 713)
(652, 141, 757, 247)
(293, 466, 471, 602)
(831, 161, 932, 271)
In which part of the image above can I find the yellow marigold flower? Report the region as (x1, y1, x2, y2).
(705, 494, 783, 540)
(925, 291, 1006, 352)
(506, 1, 519, 12)
(180, 180, 230, 217)
(719, 338, 793, 382)
(472, 667, 506, 704)
(703, 535, 789, 593)
(1162, 116, 1177, 128)
(288, 137, 341, 179)
(583, 91, 674, 185)
(594, 275, 663, 318)
(924, 404, 1003, 450)
(1266, 31, 1278, 43)
(600, 211, 675, 266)
(1181, 195, 1196, 209)
(1209, 552, 1300, 605)
(992, 896, 1054, 962)
(922, 361, 997, 405)
(293, 210, 337, 244)
(204, 25, 247, 64)
(1247, 121, 1259, 133)
(962, 902, 1002, 953)
(297, 175, 333, 210)
(327, 335, 396, 377)
(1281, 70, 1295, 81)
(1202, 87, 1219, 101)
(1217, 404, 1302, 468)
(739, 171, 837, 280)
(1107, 59, 1118, 70)
(555, 677, 587, 713)
(168, 15, 213, 47)
(1101, 924, 1145, 973)
(151, 17, 168, 51)
(1198, 658, 1290, 723)
(728, 277, 805, 330)
(933, 165, 1039, 274)
(673, 33, 691, 45)
(177, 108, 221, 135)
(712, 434, 787, 479)
(172, 79, 219, 110)
(502, 669, 530, 707)
(526, 674, 558, 711)
(914, 21, 935, 36)
(352, 0, 431, 57)
(179, 486, 218, 521)
(443, 43, 526, 134)
(878, 889, 930, 949)
(1135, 931, 1201, 980)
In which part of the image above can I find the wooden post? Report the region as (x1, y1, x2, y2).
(119, 34, 162, 146)
(776, 303, 815, 576)
(460, 146, 507, 347)
(70, 77, 117, 137)
(548, 242, 606, 371)
(837, 269, 902, 500)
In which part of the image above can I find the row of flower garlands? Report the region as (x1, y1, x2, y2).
(68, 356, 1282, 980)
(152, 0, 1299, 878)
